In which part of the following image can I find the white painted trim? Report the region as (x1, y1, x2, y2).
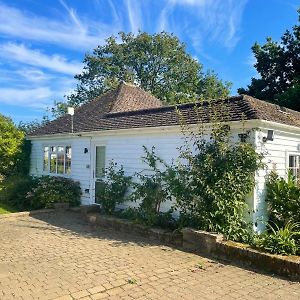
(90, 141, 107, 204)
(259, 120, 300, 136)
(41, 144, 73, 177)
(285, 151, 300, 180)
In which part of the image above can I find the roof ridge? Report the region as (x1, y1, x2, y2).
(105, 95, 244, 118)
(240, 94, 261, 119)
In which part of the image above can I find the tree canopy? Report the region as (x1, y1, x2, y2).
(54, 32, 231, 116)
(238, 8, 300, 110)
(0, 114, 28, 177)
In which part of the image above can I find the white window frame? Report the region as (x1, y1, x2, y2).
(42, 144, 72, 176)
(286, 151, 300, 182)
(91, 142, 107, 203)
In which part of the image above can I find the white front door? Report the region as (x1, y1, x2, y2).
(92, 145, 106, 203)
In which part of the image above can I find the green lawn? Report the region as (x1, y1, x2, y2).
(0, 202, 17, 214)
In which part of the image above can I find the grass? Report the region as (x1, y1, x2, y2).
(0, 201, 17, 214)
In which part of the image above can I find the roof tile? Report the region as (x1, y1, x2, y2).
(28, 85, 300, 136)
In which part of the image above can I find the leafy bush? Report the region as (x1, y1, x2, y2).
(266, 171, 300, 226)
(27, 176, 81, 209)
(164, 123, 263, 242)
(253, 221, 300, 255)
(130, 147, 171, 226)
(96, 162, 132, 214)
(0, 175, 38, 210)
(116, 207, 178, 230)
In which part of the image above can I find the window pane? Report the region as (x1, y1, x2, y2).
(57, 146, 64, 152)
(289, 155, 295, 168)
(289, 155, 300, 184)
(50, 146, 56, 152)
(96, 146, 105, 178)
(65, 146, 72, 174)
(43, 146, 49, 171)
(50, 153, 57, 173)
(57, 152, 64, 174)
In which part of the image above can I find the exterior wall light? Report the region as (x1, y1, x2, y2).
(263, 130, 274, 142)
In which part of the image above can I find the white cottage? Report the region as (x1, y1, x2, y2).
(27, 83, 300, 232)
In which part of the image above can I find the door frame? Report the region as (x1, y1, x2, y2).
(90, 141, 107, 203)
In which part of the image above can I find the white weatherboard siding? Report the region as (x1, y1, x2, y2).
(254, 126, 300, 232)
(31, 121, 298, 232)
(29, 125, 254, 205)
(92, 130, 184, 211)
(30, 137, 92, 204)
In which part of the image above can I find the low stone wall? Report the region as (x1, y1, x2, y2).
(84, 212, 182, 247)
(0, 209, 55, 220)
(182, 228, 300, 280)
(82, 208, 300, 280)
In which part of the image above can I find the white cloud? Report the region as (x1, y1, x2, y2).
(170, 0, 211, 6)
(0, 76, 75, 109)
(0, 43, 83, 75)
(0, 87, 52, 108)
(125, 0, 142, 34)
(161, 0, 248, 50)
(16, 68, 50, 82)
(0, 3, 120, 51)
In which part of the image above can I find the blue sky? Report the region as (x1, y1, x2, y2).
(0, 0, 299, 124)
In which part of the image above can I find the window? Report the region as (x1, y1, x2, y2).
(95, 146, 106, 178)
(65, 146, 72, 174)
(289, 155, 300, 182)
(43, 146, 49, 171)
(43, 145, 72, 175)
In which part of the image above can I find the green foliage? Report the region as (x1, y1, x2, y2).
(53, 32, 231, 116)
(198, 70, 232, 100)
(0, 175, 39, 210)
(96, 161, 132, 214)
(27, 176, 81, 209)
(130, 146, 172, 226)
(165, 120, 263, 242)
(253, 221, 300, 255)
(266, 171, 300, 226)
(276, 80, 300, 111)
(116, 207, 178, 230)
(238, 8, 300, 110)
(0, 114, 26, 177)
(18, 116, 50, 134)
(14, 140, 31, 176)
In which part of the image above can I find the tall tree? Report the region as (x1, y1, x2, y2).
(238, 9, 300, 110)
(55, 32, 231, 115)
(0, 114, 26, 177)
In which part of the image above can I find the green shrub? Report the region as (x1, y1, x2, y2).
(165, 125, 263, 242)
(0, 175, 38, 210)
(253, 221, 300, 255)
(96, 162, 132, 214)
(130, 147, 171, 226)
(27, 176, 81, 209)
(266, 171, 300, 226)
(116, 207, 178, 230)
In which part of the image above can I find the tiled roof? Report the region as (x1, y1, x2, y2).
(28, 83, 300, 137)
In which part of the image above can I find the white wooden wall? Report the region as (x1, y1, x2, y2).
(29, 122, 300, 232)
(254, 128, 300, 232)
(30, 137, 92, 204)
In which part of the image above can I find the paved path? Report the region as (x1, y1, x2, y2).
(0, 211, 299, 300)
